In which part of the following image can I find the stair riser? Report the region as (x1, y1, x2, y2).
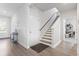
(41, 39, 51, 42)
(47, 30, 52, 32)
(40, 42, 51, 46)
(46, 31, 52, 33)
(44, 35, 52, 37)
(41, 28, 52, 46)
(42, 37, 52, 40)
(44, 34, 51, 36)
(45, 33, 52, 34)
(40, 40, 51, 44)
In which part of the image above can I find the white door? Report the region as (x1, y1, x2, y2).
(28, 15, 40, 47)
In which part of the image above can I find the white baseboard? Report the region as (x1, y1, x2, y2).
(18, 41, 30, 49)
(51, 39, 61, 48)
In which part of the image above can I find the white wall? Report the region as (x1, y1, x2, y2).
(11, 14, 17, 33)
(17, 4, 42, 48)
(51, 17, 61, 48)
(28, 6, 41, 47)
(17, 4, 29, 48)
(61, 9, 77, 40)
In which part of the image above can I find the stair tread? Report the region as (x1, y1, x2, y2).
(40, 40, 51, 44)
(40, 28, 52, 46)
(48, 28, 52, 30)
(41, 39, 51, 42)
(44, 34, 51, 36)
(46, 33, 52, 34)
(47, 30, 52, 32)
(42, 37, 52, 40)
(44, 35, 52, 37)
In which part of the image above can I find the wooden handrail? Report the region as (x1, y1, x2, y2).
(40, 13, 59, 31)
(40, 14, 55, 31)
(50, 15, 59, 28)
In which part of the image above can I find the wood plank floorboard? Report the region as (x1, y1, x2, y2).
(0, 39, 77, 56)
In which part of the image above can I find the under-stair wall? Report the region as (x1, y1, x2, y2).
(51, 17, 61, 48)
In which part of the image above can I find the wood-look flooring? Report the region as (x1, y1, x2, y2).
(0, 39, 77, 56)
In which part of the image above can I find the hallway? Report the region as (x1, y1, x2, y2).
(0, 39, 77, 56)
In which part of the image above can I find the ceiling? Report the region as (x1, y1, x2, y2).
(0, 3, 77, 17)
(0, 3, 25, 17)
(33, 3, 77, 12)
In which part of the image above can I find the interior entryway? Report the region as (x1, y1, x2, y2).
(0, 3, 77, 56)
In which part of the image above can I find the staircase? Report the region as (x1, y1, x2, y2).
(40, 28, 52, 46)
(40, 8, 60, 47)
(40, 14, 60, 47)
